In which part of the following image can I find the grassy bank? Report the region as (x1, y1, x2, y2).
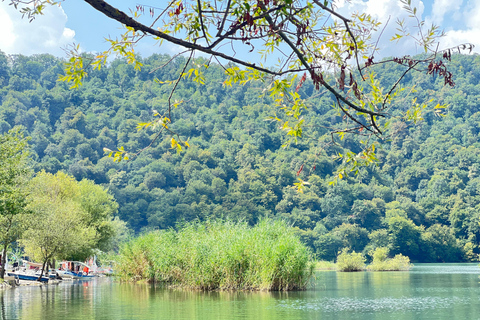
(115, 220, 314, 290)
(314, 261, 336, 271)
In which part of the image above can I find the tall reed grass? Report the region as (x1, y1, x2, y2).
(115, 220, 313, 290)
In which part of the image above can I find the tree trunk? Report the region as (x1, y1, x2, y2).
(49, 258, 56, 270)
(37, 260, 47, 281)
(0, 244, 7, 279)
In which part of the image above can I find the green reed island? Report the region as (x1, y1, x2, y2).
(115, 220, 314, 291)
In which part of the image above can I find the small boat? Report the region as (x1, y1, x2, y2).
(58, 270, 95, 279)
(57, 261, 96, 280)
(36, 269, 62, 280)
(7, 271, 49, 283)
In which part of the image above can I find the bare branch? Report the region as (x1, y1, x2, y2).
(382, 61, 418, 109)
(83, 0, 279, 75)
(168, 50, 194, 120)
(336, 98, 375, 134)
(196, 0, 209, 44)
(215, 0, 231, 37)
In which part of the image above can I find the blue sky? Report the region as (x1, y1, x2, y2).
(0, 0, 478, 59)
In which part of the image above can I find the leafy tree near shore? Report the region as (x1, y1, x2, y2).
(21, 171, 119, 278)
(77, 179, 120, 252)
(0, 127, 31, 279)
(387, 216, 422, 260)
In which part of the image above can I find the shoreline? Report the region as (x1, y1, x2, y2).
(2, 277, 63, 289)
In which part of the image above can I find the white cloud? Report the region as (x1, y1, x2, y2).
(0, 3, 75, 56)
(334, 0, 480, 58)
(0, 5, 16, 50)
(431, 0, 462, 25)
(441, 30, 480, 51)
(436, 0, 480, 53)
(463, 0, 480, 30)
(335, 0, 428, 58)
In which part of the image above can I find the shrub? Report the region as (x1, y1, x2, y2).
(315, 260, 336, 270)
(336, 248, 365, 272)
(366, 247, 413, 271)
(115, 219, 314, 290)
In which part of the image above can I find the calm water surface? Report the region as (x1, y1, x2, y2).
(2, 263, 479, 320)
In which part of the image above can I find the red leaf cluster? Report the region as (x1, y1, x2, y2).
(310, 71, 324, 90)
(296, 72, 307, 92)
(352, 81, 361, 100)
(427, 60, 454, 87)
(296, 164, 304, 176)
(339, 66, 346, 91)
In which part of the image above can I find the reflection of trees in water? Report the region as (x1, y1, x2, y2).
(41, 285, 54, 315)
(0, 289, 20, 320)
(0, 283, 64, 319)
(0, 281, 301, 319)
(1, 293, 5, 320)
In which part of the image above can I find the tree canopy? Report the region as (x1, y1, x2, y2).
(2, 0, 479, 264)
(21, 171, 120, 277)
(7, 0, 473, 182)
(0, 127, 31, 278)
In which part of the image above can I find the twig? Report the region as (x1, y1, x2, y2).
(215, 0, 231, 37)
(167, 50, 194, 120)
(335, 97, 375, 134)
(197, 0, 209, 44)
(149, 50, 190, 74)
(382, 61, 419, 108)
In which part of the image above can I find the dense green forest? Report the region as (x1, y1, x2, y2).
(1, 50, 480, 262)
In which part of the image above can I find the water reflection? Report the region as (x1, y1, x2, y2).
(0, 264, 479, 320)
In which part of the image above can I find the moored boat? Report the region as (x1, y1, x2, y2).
(7, 271, 49, 283)
(57, 261, 96, 280)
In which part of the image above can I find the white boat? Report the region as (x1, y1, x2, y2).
(8, 260, 55, 282)
(57, 261, 96, 280)
(7, 270, 49, 283)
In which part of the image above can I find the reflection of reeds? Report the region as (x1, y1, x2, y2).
(115, 220, 314, 290)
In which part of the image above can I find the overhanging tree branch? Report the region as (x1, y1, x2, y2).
(257, 1, 383, 118)
(9, 0, 471, 181)
(84, 0, 277, 75)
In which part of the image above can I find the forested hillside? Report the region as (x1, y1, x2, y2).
(1, 51, 480, 262)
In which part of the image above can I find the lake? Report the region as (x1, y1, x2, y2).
(1, 264, 479, 320)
